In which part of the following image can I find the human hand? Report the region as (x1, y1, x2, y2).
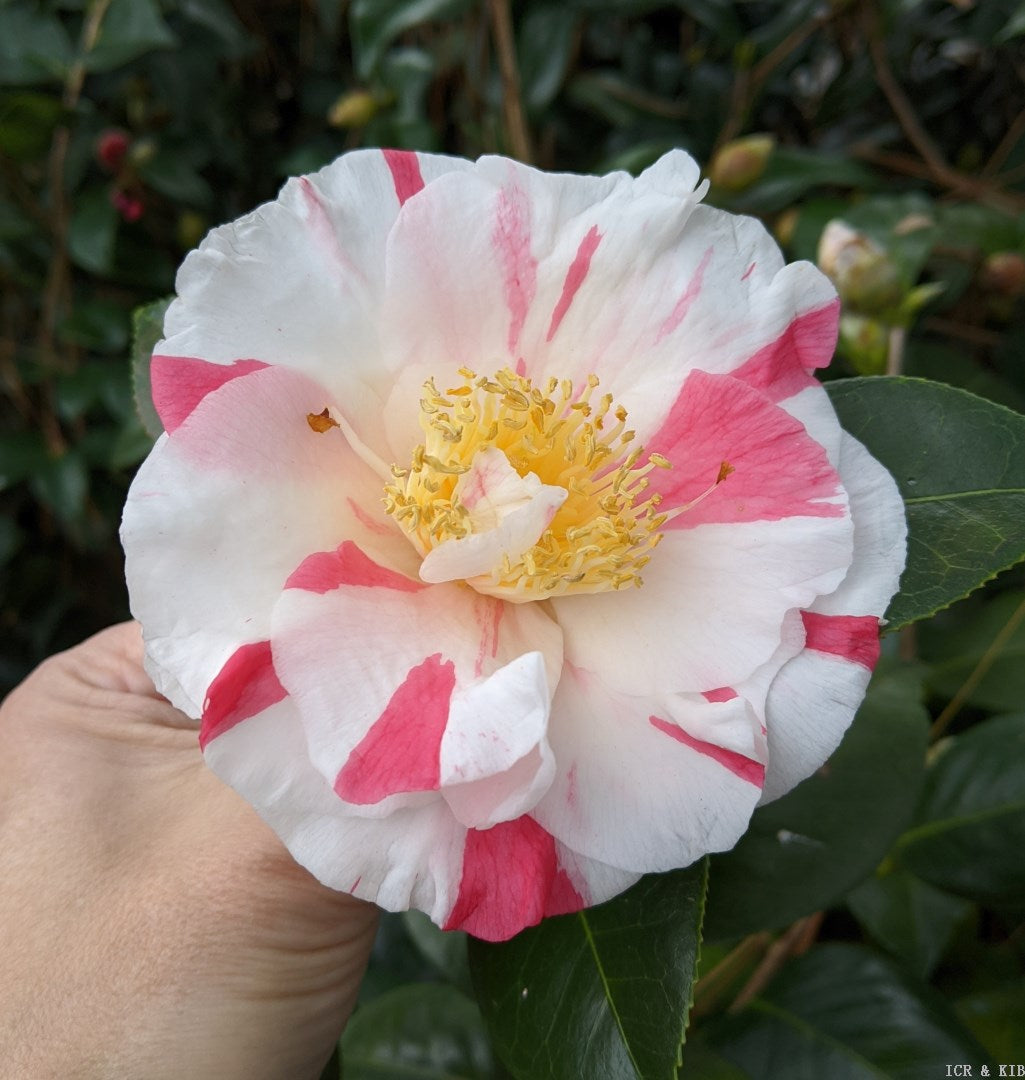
(0, 623, 378, 1079)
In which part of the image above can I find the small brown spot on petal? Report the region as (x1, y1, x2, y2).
(307, 408, 339, 433)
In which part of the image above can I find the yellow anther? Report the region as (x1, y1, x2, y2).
(383, 365, 683, 600)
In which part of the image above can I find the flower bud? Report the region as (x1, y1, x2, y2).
(837, 312, 888, 375)
(111, 189, 144, 223)
(774, 207, 799, 248)
(177, 210, 208, 251)
(979, 252, 1025, 297)
(128, 137, 157, 169)
(708, 134, 775, 192)
(96, 129, 130, 173)
(327, 90, 380, 129)
(817, 220, 903, 314)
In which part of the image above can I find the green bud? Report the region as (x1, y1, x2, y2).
(708, 134, 775, 192)
(176, 210, 208, 252)
(837, 313, 888, 376)
(979, 252, 1025, 297)
(817, 220, 904, 314)
(327, 90, 380, 129)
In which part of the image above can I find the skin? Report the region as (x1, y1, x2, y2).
(0, 623, 379, 1079)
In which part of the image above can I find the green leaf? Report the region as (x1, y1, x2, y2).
(403, 910, 473, 994)
(895, 713, 1025, 908)
(846, 867, 972, 978)
(68, 187, 119, 276)
(350, 0, 473, 79)
(469, 859, 708, 1080)
(920, 590, 1025, 713)
(130, 297, 171, 440)
(956, 987, 1025, 1062)
(704, 666, 928, 940)
(340, 983, 494, 1079)
(720, 148, 878, 215)
(708, 943, 995, 1079)
(0, 92, 63, 159)
(519, 5, 577, 111)
(85, 0, 177, 73)
(29, 450, 89, 527)
(0, 3, 73, 85)
(826, 377, 1025, 628)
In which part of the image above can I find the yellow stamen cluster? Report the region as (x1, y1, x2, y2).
(384, 366, 673, 599)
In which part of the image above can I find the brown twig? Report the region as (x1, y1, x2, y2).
(922, 316, 1003, 349)
(690, 932, 771, 1020)
(727, 914, 823, 1014)
(931, 591, 1025, 740)
(983, 102, 1025, 178)
(38, 0, 113, 367)
(863, 7, 1025, 214)
(716, 10, 832, 150)
(487, 0, 533, 163)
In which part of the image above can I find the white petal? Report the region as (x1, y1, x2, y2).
(122, 364, 413, 715)
(552, 504, 853, 696)
(271, 574, 562, 817)
(203, 696, 467, 924)
(533, 667, 765, 872)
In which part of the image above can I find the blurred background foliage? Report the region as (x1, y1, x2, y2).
(2, 0, 1025, 1076)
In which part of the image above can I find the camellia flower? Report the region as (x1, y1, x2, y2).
(122, 149, 906, 941)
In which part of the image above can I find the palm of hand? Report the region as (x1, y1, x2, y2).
(0, 623, 378, 1080)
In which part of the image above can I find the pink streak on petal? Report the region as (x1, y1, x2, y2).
(347, 497, 395, 536)
(383, 149, 425, 206)
(472, 597, 505, 678)
(565, 763, 578, 808)
(493, 185, 538, 354)
(334, 654, 455, 804)
(546, 869, 586, 917)
(200, 640, 286, 749)
(285, 540, 424, 594)
(703, 687, 739, 703)
(801, 611, 881, 670)
(515, 356, 527, 377)
(546, 225, 602, 342)
(730, 299, 841, 403)
(442, 816, 585, 940)
(649, 715, 765, 787)
(151, 355, 268, 434)
(655, 246, 713, 344)
(646, 369, 845, 528)
(741, 261, 756, 281)
(298, 177, 358, 281)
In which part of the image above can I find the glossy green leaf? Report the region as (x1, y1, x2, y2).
(85, 0, 177, 73)
(130, 297, 171, 440)
(350, 0, 473, 78)
(340, 983, 494, 1079)
(827, 377, 1025, 627)
(519, 5, 577, 110)
(0, 3, 73, 85)
(896, 713, 1025, 908)
(920, 590, 1025, 713)
(29, 450, 89, 527)
(709, 944, 995, 1079)
(403, 910, 473, 994)
(956, 987, 1025, 1062)
(0, 92, 63, 159)
(470, 859, 708, 1080)
(704, 666, 928, 940)
(68, 187, 119, 276)
(847, 867, 972, 978)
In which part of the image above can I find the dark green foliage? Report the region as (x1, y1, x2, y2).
(3, 2, 1025, 1076)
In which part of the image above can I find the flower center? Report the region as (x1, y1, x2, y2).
(383, 367, 674, 600)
